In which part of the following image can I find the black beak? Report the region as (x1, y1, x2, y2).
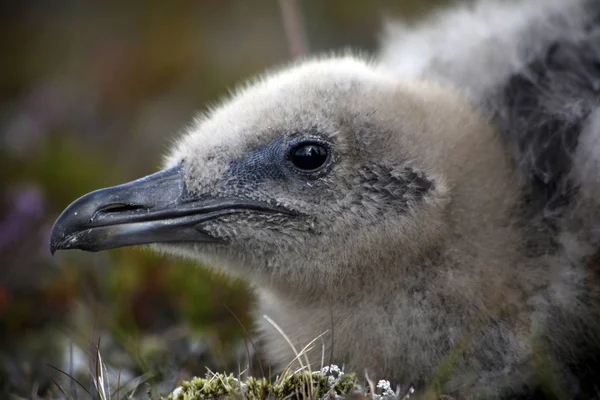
(49, 165, 291, 254)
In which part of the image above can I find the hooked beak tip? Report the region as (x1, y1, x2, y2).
(48, 164, 298, 254)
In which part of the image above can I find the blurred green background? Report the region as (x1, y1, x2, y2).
(0, 1, 444, 397)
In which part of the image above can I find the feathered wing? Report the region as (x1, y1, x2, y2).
(493, 23, 600, 221)
(380, 2, 600, 395)
(379, 0, 600, 236)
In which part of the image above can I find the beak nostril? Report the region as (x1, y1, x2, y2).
(95, 203, 148, 216)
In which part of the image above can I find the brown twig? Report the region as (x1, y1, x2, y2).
(51, 376, 68, 397)
(46, 364, 92, 396)
(223, 303, 266, 377)
(278, 0, 309, 58)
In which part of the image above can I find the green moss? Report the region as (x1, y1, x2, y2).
(245, 377, 272, 400)
(166, 374, 241, 400)
(161, 367, 358, 400)
(334, 373, 357, 395)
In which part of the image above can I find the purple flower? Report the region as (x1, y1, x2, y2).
(0, 185, 45, 251)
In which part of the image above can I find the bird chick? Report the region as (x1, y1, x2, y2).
(50, 0, 600, 397)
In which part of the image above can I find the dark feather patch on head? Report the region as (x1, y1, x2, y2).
(353, 165, 433, 214)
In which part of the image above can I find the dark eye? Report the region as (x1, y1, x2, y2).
(289, 143, 330, 172)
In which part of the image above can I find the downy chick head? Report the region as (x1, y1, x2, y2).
(49, 56, 500, 294)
